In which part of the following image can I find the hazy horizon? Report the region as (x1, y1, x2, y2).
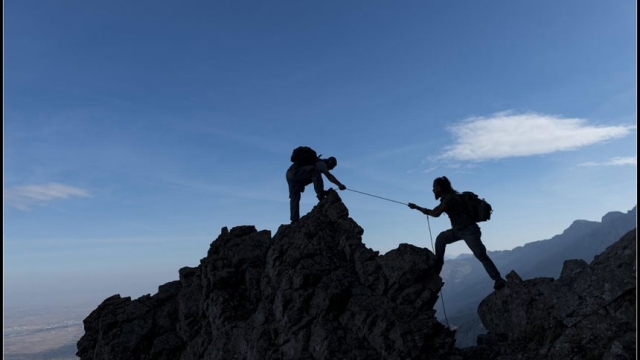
(4, 204, 635, 315)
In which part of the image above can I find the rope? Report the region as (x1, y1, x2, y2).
(346, 187, 452, 329)
(426, 216, 451, 329)
(345, 188, 408, 205)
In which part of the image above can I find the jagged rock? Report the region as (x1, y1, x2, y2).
(441, 206, 636, 348)
(77, 190, 454, 360)
(76, 191, 636, 360)
(468, 229, 636, 360)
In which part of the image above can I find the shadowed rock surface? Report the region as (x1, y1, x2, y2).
(464, 229, 636, 360)
(77, 190, 455, 360)
(76, 190, 636, 360)
(440, 206, 636, 347)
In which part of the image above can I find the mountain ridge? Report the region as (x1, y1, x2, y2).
(439, 205, 637, 346)
(76, 191, 636, 359)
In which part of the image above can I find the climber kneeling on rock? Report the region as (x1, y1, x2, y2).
(286, 146, 346, 224)
(407, 176, 507, 290)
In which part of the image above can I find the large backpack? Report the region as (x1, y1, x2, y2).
(291, 146, 320, 166)
(458, 191, 493, 222)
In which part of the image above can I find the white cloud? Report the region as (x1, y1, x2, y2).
(439, 111, 634, 161)
(4, 183, 91, 210)
(578, 156, 637, 167)
(421, 167, 438, 174)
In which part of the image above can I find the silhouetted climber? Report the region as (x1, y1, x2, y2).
(408, 176, 507, 290)
(286, 146, 346, 223)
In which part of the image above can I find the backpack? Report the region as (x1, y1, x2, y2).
(458, 191, 493, 222)
(291, 146, 320, 166)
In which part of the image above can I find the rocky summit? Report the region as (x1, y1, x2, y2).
(468, 228, 636, 360)
(77, 190, 454, 360)
(76, 190, 636, 360)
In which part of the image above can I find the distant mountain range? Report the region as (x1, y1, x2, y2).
(439, 205, 637, 347)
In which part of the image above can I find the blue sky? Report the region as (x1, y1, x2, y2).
(4, 0, 637, 311)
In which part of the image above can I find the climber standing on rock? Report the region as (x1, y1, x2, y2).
(407, 176, 507, 290)
(286, 146, 346, 223)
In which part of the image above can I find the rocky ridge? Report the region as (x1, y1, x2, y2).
(77, 190, 636, 360)
(468, 228, 636, 360)
(77, 190, 454, 360)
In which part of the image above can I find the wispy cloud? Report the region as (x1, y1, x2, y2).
(4, 183, 91, 210)
(439, 111, 634, 161)
(578, 157, 637, 167)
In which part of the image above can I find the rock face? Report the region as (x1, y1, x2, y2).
(76, 190, 455, 360)
(440, 206, 637, 347)
(468, 229, 636, 360)
(76, 190, 636, 360)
